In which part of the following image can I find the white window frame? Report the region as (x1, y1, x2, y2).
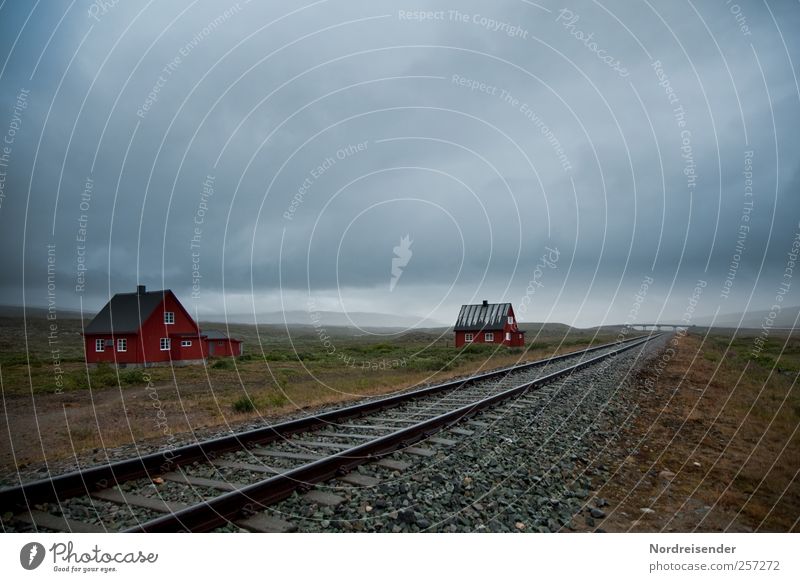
(160, 338, 171, 351)
(505, 332, 511, 341)
(464, 333, 473, 343)
(485, 332, 494, 342)
(117, 338, 127, 352)
(164, 311, 175, 324)
(507, 316, 514, 325)
(95, 338, 105, 352)
(181, 340, 192, 347)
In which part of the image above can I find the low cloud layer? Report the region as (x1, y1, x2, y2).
(0, 0, 798, 328)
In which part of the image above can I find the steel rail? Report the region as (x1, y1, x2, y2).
(0, 334, 648, 512)
(127, 334, 659, 532)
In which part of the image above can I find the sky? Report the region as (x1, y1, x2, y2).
(0, 0, 798, 329)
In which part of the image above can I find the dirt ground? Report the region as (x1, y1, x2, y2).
(578, 332, 800, 533)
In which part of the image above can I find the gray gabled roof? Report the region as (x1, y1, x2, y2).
(202, 329, 241, 341)
(84, 290, 169, 334)
(454, 302, 512, 331)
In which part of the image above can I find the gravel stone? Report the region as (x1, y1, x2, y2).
(264, 336, 668, 533)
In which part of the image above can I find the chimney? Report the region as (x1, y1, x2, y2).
(482, 299, 488, 307)
(137, 285, 146, 295)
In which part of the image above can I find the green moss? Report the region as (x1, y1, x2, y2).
(91, 363, 119, 388)
(261, 392, 289, 407)
(231, 396, 256, 413)
(120, 369, 147, 385)
(211, 359, 235, 370)
(0, 354, 42, 367)
(232, 391, 287, 412)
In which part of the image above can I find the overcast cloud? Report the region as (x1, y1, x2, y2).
(0, 0, 798, 328)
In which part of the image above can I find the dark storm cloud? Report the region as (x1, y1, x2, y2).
(0, 0, 798, 326)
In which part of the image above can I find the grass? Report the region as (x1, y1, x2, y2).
(48, 365, 152, 392)
(594, 330, 800, 533)
(231, 396, 256, 413)
(211, 358, 236, 370)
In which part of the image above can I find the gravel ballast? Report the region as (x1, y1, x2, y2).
(257, 336, 668, 532)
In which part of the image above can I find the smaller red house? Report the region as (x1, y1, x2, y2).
(83, 286, 243, 366)
(453, 300, 525, 348)
(202, 329, 243, 358)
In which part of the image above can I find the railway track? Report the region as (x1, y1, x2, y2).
(0, 333, 661, 533)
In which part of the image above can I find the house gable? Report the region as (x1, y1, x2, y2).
(139, 290, 200, 336)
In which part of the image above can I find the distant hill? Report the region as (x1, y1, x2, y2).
(692, 306, 800, 329)
(197, 310, 449, 330)
(517, 322, 575, 335)
(0, 305, 85, 319)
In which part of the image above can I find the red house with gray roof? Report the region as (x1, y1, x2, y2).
(83, 285, 242, 366)
(453, 300, 525, 348)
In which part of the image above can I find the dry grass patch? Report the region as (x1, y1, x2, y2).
(582, 332, 800, 533)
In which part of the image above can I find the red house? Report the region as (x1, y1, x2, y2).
(202, 329, 244, 358)
(83, 286, 243, 366)
(453, 300, 525, 348)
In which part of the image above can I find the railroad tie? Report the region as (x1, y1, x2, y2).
(234, 513, 298, 533)
(251, 449, 324, 461)
(161, 471, 241, 491)
(339, 424, 393, 431)
(288, 439, 353, 451)
(212, 460, 282, 474)
(375, 458, 411, 471)
(378, 418, 421, 424)
(318, 432, 378, 441)
(466, 420, 490, 428)
(90, 488, 190, 513)
(426, 437, 457, 446)
(402, 446, 437, 457)
(448, 428, 474, 436)
(337, 472, 380, 487)
(303, 490, 345, 507)
(15, 510, 106, 533)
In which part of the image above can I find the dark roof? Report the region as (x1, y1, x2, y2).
(454, 302, 512, 331)
(202, 329, 241, 342)
(84, 290, 169, 334)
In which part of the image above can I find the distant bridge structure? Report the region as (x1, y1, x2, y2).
(625, 323, 694, 332)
